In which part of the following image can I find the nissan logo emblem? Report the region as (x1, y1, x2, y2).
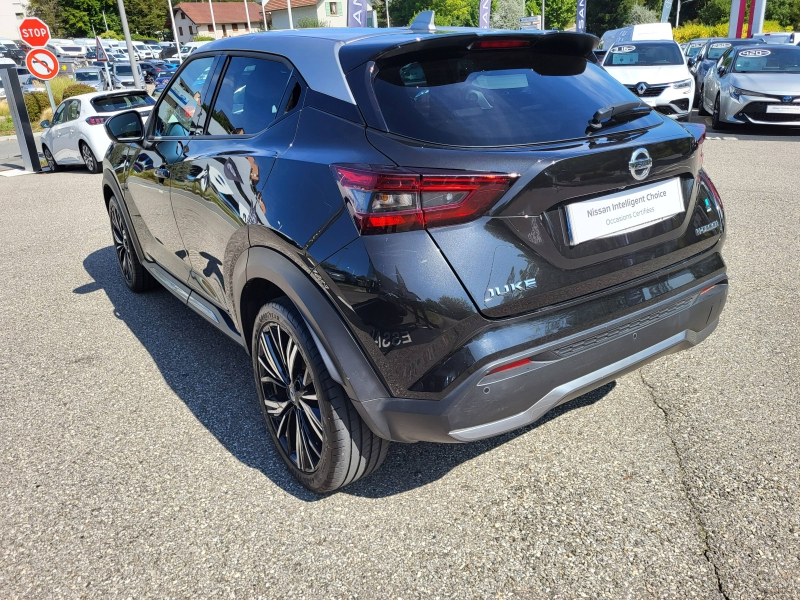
(629, 148, 652, 180)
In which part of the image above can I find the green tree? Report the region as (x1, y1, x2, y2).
(525, 0, 575, 30)
(491, 0, 522, 29)
(766, 0, 800, 28)
(697, 0, 729, 25)
(626, 3, 659, 25)
(585, 0, 635, 36)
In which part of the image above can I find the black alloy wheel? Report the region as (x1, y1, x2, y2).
(257, 321, 324, 473)
(43, 145, 58, 172)
(107, 195, 156, 293)
(712, 95, 727, 130)
(697, 86, 709, 116)
(252, 298, 389, 493)
(80, 142, 101, 173)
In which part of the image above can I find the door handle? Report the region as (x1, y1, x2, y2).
(155, 167, 170, 178)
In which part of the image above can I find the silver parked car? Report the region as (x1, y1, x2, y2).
(700, 45, 800, 128)
(74, 67, 108, 92)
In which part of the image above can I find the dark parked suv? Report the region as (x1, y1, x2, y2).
(101, 20, 728, 492)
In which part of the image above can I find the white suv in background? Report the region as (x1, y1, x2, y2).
(603, 40, 695, 121)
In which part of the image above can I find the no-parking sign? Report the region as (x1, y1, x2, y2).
(26, 48, 60, 80)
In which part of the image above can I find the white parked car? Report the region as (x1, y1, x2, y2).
(39, 90, 155, 173)
(133, 41, 153, 59)
(602, 40, 695, 121)
(45, 42, 86, 59)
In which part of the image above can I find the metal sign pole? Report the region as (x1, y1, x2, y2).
(0, 65, 41, 172)
(44, 79, 57, 114)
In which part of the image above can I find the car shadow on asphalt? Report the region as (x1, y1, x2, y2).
(78, 246, 615, 501)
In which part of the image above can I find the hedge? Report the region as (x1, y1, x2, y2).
(62, 84, 99, 100)
(23, 91, 51, 123)
(674, 20, 790, 43)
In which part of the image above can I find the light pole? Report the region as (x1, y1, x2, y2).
(244, 0, 252, 31)
(676, 0, 694, 28)
(167, 0, 183, 63)
(116, 0, 143, 89)
(209, 0, 217, 38)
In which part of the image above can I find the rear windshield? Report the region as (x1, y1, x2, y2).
(604, 43, 684, 66)
(61, 46, 82, 52)
(373, 49, 659, 147)
(734, 47, 800, 73)
(76, 71, 101, 81)
(91, 93, 155, 112)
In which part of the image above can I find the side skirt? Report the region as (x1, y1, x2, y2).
(143, 261, 245, 348)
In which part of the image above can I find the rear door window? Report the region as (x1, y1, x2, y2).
(205, 56, 292, 135)
(372, 48, 660, 147)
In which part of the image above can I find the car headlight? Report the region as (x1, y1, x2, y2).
(671, 79, 693, 89)
(731, 87, 765, 101)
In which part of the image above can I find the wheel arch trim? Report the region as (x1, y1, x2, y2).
(101, 171, 147, 264)
(234, 246, 390, 405)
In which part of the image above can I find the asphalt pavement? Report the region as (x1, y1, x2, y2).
(1, 127, 799, 598)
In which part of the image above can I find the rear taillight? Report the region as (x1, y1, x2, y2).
(699, 169, 723, 210)
(332, 165, 516, 235)
(85, 116, 108, 126)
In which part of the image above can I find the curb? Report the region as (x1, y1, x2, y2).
(0, 132, 43, 143)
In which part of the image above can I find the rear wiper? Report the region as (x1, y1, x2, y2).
(587, 101, 652, 133)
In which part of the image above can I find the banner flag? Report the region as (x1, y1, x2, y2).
(479, 0, 491, 28)
(348, 0, 366, 26)
(576, 0, 587, 32)
(660, 0, 674, 22)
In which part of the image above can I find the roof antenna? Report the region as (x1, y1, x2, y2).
(410, 10, 436, 32)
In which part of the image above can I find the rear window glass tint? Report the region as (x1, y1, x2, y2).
(373, 49, 657, 147)
(91, 93, 155, 112)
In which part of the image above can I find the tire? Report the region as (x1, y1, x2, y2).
(43, 145, 58, 172)
(712, 95, 727, 131)
(107, 194, 157, 293)
(697, 87, 709, 116)
(252, 297, 389, 493)
(80, 142, 101, 174)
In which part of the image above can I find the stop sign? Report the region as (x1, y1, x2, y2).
(18, 18, 51, 48)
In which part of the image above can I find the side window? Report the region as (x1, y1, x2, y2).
(153, 56, 214, 137)
(718, 49, 733, 71)
(66, 100, 81, 121)
(51, 103, 67, 125)
(206, 57, 292, 136)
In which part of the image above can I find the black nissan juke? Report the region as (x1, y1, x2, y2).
(101, 17, 728, 492)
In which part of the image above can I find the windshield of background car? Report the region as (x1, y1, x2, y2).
(604, 43, 684, 66)
(686, 44, 704, 57)
(115, 65, 134, 76)
(734, 47, 800, 73)
(706, 42, 734, 60)
(61, 46, 82, 52)
(92, 93, 155, 112)
(373, 49, 661, 147)
(76, 71, 101, 82)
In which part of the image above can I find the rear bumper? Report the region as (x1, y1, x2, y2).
(354, 276, 727, 443)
